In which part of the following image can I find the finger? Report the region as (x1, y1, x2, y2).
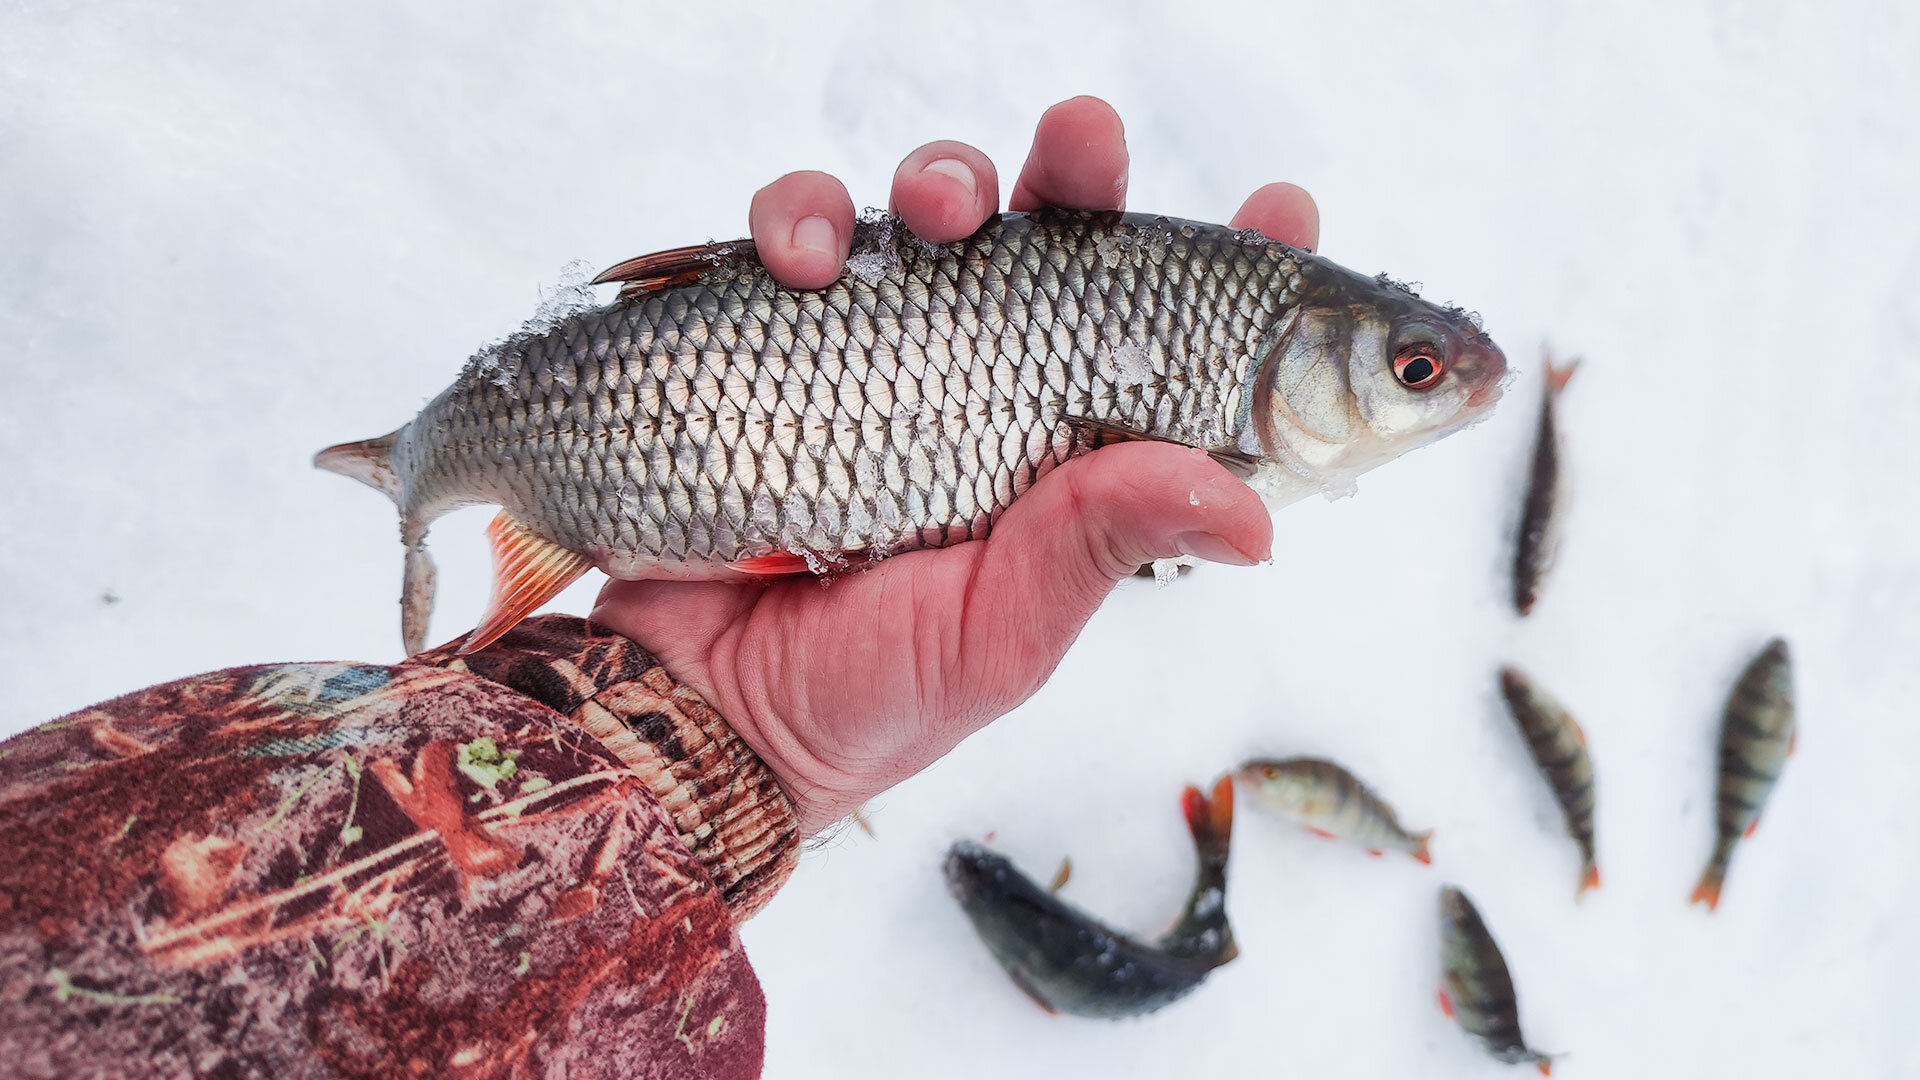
(1008, 95, 1129, 212)
(949, 441, 1272, 712)
(889, 140, 999, 244)
(749, 170, 856, 290)
(590, 578, 761, 688)
(1230, 182, 1322, 252)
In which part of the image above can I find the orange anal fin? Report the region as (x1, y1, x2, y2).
(1410, 831, 1434, 865)
(593, 239, 759, 299)
(1306, 827, 1337, 841)
(728, 553, 816, 576)
(460, 511, 592, 655)
(1745, 817, 1760, 839)
(1366, 849, 1385, 858)
(1437, 988, 1455, 1018)
(1061, 414, 1260, 480)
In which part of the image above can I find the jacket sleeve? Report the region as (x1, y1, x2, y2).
(0, 616, 800, 1080)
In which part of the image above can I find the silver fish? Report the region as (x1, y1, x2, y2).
(1439, 886, 1556, 1075)
(1692, 637, 1796, 911)
(1497, 666, 1599, 897)
(318, 210, 1508, 653)
(1235, 756, 1432, 863)
(1512, 351, 1577, 616)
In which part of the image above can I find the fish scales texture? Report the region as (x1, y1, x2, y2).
(402, 213, 1288, 567)
(1498, 667, 1598, 894)
(1439, 887, 1554, 1073)
(1694, 637, 1795, 909)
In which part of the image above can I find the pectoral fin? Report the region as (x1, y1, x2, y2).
(459, 511, 592, 655)
(1060, 415, 1260, 479)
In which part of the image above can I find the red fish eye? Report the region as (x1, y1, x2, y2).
(1394, 345, 1445, 390)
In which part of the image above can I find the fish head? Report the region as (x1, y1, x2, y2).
(1250, 258, 1508, 498)
(1235, 759, 1312, 812)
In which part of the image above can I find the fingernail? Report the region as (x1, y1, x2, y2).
(919, 157, 977, 199)
(791, 214, 837, 257)
(1174, 531, 1260, 567)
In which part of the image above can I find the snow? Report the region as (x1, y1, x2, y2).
(2, 2, 1917, 1078)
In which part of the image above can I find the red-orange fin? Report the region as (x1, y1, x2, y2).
(1048, 857, 1073, 894)
(1690, 869, 1724, 911)
(1306, 827, 1337, 841)
(592, 240, 758, 299)
(1572, 720, 1587, 746)
(1578, 863, 1601, 897)
(1545, 354, 1580, 396)
(1789, 730, 1797, 756)
(1181, 777, 1235, 860)
(1745, 817, 1760, 839)
(1437, 988, 1455, 1018)
(1410, 831, 1434, 865)
(1061, 414, 1260, 479)
(728, 553, 815, 576)
(1005, 967, 1060, 1015)
(1537, 1059, 1553, 1077)
(460, 512, 592, 655)
(1366, 848, 1385, 858)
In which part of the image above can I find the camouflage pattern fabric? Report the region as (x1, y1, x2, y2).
(0, 616, 799, 1079)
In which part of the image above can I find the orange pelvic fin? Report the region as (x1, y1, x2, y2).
(1578, 863, 1602, 897)
(1745, 817, 1760, 839)
(1410, 831, 1434, 865)
(728, 552, 816, 576)
(460, 511, 592, 655)
(1306, 827, 1337, 841)
(1789, 730, 1797, 756)
(1366, 848, 1384, 858)
(1048, 857, 1073, 894)
(1436, 988, 1455, 1018)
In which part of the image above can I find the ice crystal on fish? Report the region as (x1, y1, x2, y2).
(461, 260, 601, 391)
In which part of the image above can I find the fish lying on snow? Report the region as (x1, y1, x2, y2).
(1498, 666, 1600, 897)
(1512, 351, 1578, 616)
(1439, 886, 1557, 1075)
(943, 777, 1237, 1018)
(317, 209, 1508, 653)
(1236, 756, 1432, 863)
(1693, 637, 1796, 911)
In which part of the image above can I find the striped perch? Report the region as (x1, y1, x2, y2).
(1692, 637, 1796, 911)
(1438, 886, 1556, 1075)
(1235, 757, 1432, 863)
(1498, 666, 1600, 897)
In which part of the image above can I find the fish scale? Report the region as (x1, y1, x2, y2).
(321, 208, 1505, 653)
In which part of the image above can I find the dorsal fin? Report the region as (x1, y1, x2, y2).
(591, 239, 759, 299)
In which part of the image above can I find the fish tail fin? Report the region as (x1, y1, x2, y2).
(1545, 355, 1580, 396)
(1536, 1056, 1555, 1076)
(317, 431, 438, 655)
(1690, 861, 1726, 911)
(1578, 861, 1602, 897)
(1410, 830, 1434, 865)
(1181, 775, 1235, 862)
(315, 432, 402, 503)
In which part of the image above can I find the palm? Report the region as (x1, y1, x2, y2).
(593, 97, 1317, 833)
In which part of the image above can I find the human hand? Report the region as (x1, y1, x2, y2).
(592, 96, 1321, 834)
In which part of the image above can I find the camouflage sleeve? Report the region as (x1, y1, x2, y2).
(0, 615, 801, 1080)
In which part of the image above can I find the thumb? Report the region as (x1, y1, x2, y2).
(950, 441, 1273, 707)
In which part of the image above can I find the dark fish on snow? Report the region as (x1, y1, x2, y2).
(317, 209, 1508, 654)
(944, 777, 1237, 1019)
(1498, 666, 1600, 897)
(1692, 637, 1796, 911)
(1512, 351, 1578, 616)
(1439, 886, 1557, 1075)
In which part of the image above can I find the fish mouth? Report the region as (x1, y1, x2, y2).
(944, 841, 997, 902)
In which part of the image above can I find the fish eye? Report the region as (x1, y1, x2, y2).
(1394, 343, 1445, 390)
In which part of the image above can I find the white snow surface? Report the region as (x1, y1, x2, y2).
(3, 2, 1917, 1077)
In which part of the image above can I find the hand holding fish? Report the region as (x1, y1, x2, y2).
(592, 98, 1320, 833)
